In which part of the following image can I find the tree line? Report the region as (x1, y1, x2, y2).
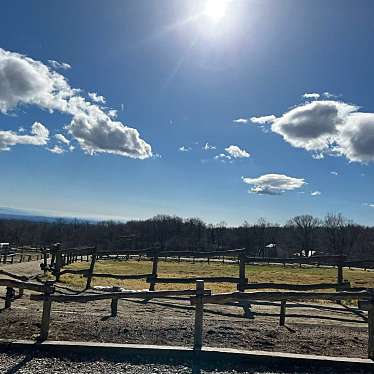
(0, 213, 373, 259)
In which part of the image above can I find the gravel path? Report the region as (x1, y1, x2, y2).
(0, 351, 370, 374)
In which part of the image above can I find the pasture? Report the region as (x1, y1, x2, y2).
(60, 258, 374, 293)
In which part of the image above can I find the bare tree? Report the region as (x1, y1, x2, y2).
(287, 215, 321, 256)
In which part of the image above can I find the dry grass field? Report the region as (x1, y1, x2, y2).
(60, 259, 374, 293)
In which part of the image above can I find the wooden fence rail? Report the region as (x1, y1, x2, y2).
(189, 285, 374, 359)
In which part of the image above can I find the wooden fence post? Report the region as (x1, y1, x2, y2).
(238, 254, 246, 292)
(40, 281, 54, 341)
(149, 254, 158, 291)
(85, 249, 97, 290)
(279, 300, 287, 326)
(193, 280, 204, 351)
(4, 287, 15, 309)
(111, 286, 120, 317)
(368, 290, 374, 360)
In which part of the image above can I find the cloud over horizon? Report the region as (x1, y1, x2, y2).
(242, 173, 306, 195)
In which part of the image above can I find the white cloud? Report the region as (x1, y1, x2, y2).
(323, 92, 337, 99)
(225, 145, 250, 158)
(302, 93, 320, 100)
(203, 142, 216, 150)
(68, 109, 152, 159)
(330, 171, 338, 176)
(108, 109, 118, 118)
(233, 118, 248, 124)
(253, 97, 374, 163)
(242, 173, 305, 195)
(0, 48, 75, 114)
(54, 133, 70, 145)
(0, 48, 152, 159)
(311, 191, 321, 196)
(48, 60, 71, 70)
(0, 122, 49, 151)
(47, 145, 65, 154)
(271, 100, 358, 152)
(335, 112, 374, 162)
(364, 203, 374, 208)
(312, 153, 324, 160)
(179, 146, 191, 152)
(250, 115, 277, 125)
(88, 92, 106, 104)
(214, 153, 232, 162)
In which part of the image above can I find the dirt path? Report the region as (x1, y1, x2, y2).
(0, 259, 44, 277)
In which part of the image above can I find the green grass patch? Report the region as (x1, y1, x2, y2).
(60, 259, 374, 294)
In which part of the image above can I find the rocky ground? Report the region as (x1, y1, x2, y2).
(0, 350, 370, 374)
(0, 291, 368, 358)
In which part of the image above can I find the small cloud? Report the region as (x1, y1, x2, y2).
(203, 142, 216, 151)
(242, 173, 305, 195)
(121, 104, 125, 111)
(214, 153, 232, 163)
(323, 92, 337, 99)
(364, 203, 374, 208)
(69, 145, 75, 152)
(312, 153, 324, 160)
(179, 146, 191, 152)
(47, 145, 65, 154)
(18, 127, 25, 133)
(311, 191, 321, 196)
(330, 171, 338, 176)
(88, 92, 106, 104)
(55, 133, 70, 145)
(233, 118, 248, 124)
(250, 115, 277, 125)
(108, 109, 118, 118)
(48, 59, 71, 70)
(302, 92, 320, 100)
(225, 145, 250, 158)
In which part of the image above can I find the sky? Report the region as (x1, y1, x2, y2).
(0, 0, 374, 226)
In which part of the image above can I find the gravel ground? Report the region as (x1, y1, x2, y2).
(0, 351, 370, 374)
(0, 294, 368, 358)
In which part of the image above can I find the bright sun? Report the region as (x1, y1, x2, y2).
(204, 0, 228, 22)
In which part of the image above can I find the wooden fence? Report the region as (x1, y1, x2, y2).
(1, 270, 374, 359)
(189, 281, 374, 359)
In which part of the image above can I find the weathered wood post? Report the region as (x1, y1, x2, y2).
(111, 286, 121, 317)
(336, 256, 344, 305)
(43, 249, 48, 275)
(193, 280, 205, 351)
(368, 290, 374, 359)
(40, 280, 54, 341)
(279, 300, 287, 326)
(85, 249, 97, 290)
(4, 287, 15, 309)
(337, 258, 344, 285)
(238, 254, 246, 292)
(149, 252, 158, 291)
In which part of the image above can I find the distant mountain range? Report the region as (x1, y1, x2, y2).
(0, 207, 100, 223)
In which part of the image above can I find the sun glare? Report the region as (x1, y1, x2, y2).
(204, 0, 228, 22)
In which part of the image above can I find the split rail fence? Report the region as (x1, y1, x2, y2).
(1, 272, 374, 359)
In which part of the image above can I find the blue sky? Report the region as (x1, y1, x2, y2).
(0, 0, 374, 226)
